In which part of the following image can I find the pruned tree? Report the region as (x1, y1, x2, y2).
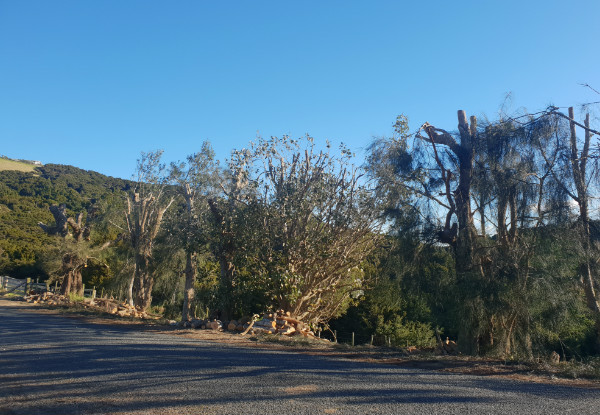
(38, 204, 91, 296)
(367, 111, 553, 355)
(125, 151, 174, 310)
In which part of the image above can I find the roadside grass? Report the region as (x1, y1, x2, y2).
(543, 357, 600, 380)
(257, 333, 326, 348)
(0, 291, 25, 299)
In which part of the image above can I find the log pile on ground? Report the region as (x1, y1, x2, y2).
(23, 291, 160, 319)
(182, 310, 327, 341)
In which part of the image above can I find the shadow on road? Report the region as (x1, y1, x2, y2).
(1, 302, 598, 414)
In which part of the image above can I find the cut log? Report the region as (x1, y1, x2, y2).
(241, 319, 256, 336)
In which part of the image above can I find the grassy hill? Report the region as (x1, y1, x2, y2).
(0, 158, 38, 173)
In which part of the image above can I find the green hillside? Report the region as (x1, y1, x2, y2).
(0, 164, 130, 278)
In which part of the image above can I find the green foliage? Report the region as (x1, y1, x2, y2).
(3, 112, 599, 362)
(0, 164, 129, 281)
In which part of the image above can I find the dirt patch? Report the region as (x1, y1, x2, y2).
(2, 297, 599, 390)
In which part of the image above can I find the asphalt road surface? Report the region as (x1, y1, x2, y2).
(1, 301, 599, 415)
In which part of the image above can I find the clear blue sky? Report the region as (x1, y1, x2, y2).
(1, 1, 599, 179)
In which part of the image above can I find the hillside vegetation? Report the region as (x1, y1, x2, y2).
(0, 164, 130, 279)
(1, 105, 600, 363)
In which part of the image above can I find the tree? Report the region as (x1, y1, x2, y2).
(169, 142, 220, 321)
(231, 135, 384, 325)
(471, 117, 550, 357)
(206, 147, 253, 320)
(368, 112, 483, 352)
(125, 151, 174, 310)
(38, 204, 91, 296)
(537, 107, 600, 351)
(368, 111, 559, 355)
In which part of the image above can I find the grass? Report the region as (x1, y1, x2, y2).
(0, 291, 25, 299)
(545, 357, 600, 380)
(256, 333, 330, 348)
(0, 158, 37, 172)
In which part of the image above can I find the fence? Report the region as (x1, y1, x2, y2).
(319, 329, 397, 347)
(0, 276, 96, 299)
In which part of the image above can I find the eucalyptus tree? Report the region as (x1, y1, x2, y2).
(125, 151, 175, 310)
(206, 147, 255, 320)
(169, 142, 220, 321)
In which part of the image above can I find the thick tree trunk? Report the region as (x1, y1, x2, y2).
(454, 111, 477, 276)
(60, 271, 72, 296)
(423, 111, 480, 354)
(59, 253, 83, 297)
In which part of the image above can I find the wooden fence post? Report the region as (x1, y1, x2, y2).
(352, 332, 355, 347)
(92, 286, 96, 300)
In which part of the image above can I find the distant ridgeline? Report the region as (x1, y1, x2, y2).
(0, 163, 131, 278)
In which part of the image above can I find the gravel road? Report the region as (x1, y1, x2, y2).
(1, 300, 599, 415)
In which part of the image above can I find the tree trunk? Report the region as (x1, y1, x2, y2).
(423, 110, 479, 354)
(218, 255, 235, 321)
(127, 264, 135, 307)
(59, 253, 83, 297)
(181, 251, 196, 321)
(134, 253, 154, 310)
(454, 111, 477, 276)
(60, 271, 72, 296)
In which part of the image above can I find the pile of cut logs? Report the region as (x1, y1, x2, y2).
(183, 310, 324, 340)
(23, 291, 160, 319)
